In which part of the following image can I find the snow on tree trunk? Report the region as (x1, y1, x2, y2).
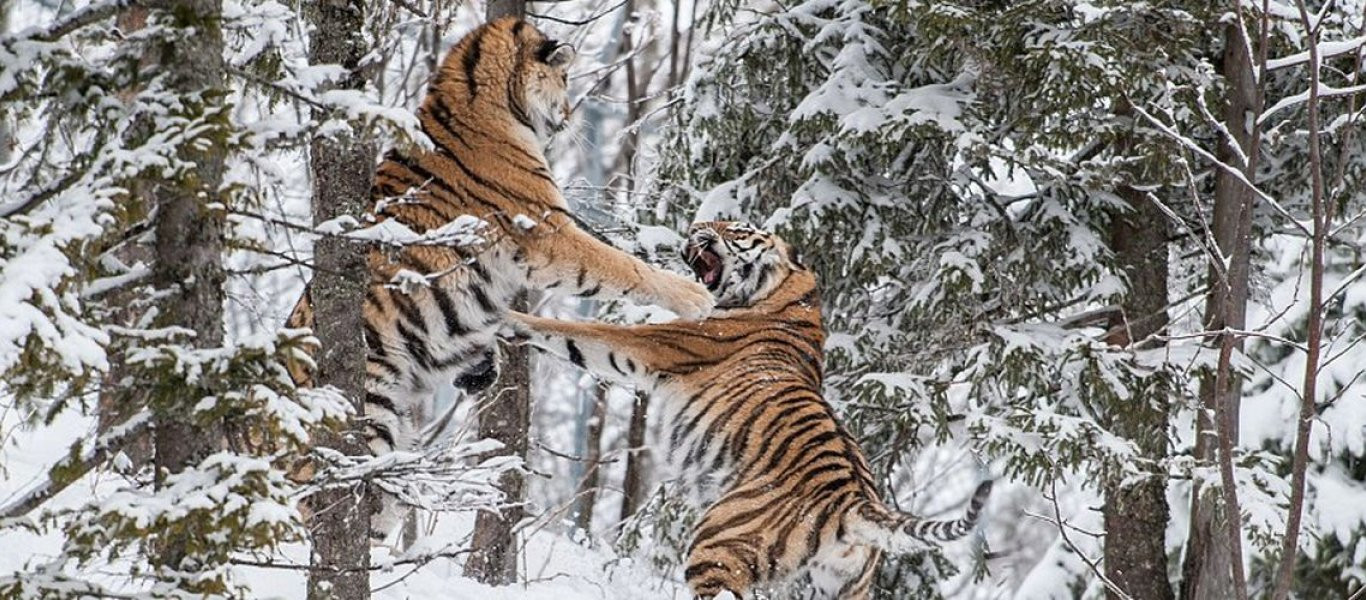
(1180, 18, 1262, 600)
(463, 2, 531, 586)
(95, 5, 156, 470)
(148, 0, 228, 577)
(1101, 114, 1174, 600)
(304, 1, 378, 598)
(465, 292, 533, 584)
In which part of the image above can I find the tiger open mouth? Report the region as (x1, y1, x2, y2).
(684, 244, 724, 290)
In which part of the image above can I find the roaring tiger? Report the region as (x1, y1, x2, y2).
(509, 222, 991, 599)
(287, 18, 712, 537)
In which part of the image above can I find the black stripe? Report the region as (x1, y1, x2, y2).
(366, 423, 396, 451)
(363, 323, 386, 357)
(429, 93, 551, 175)
(425, 91, 555, 193)
(566, 340, 585, 368)
(397, 322, 435, 370)
(429, 350, 469, 370)
(469, 259, 490, 282)
(425, 141, 547, 217)
(390, 291, 426, 329)
(365, 392, 399, 414)
(470, 284, 496, 313)
(463, 27, 487, 98)
(684, 562, 727, 582)
(400, 250, 437, 275)
(381, 153, 484, 215)
(674, 379, 797, 453)
(431, 286, 469, 336)
(368, 357, 402, 379)
(426, 94, 472, 148)
(753, 426, 840, 480)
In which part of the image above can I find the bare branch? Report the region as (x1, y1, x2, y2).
(1, 0, 128, 44)
(1130, 101, 1310, 238)
(529, 0, 629, 27)
(1271, 3, 1333, 597)
(1044, 475, 1133, 600)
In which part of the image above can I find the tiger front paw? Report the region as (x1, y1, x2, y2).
(647, 271, 715, 320)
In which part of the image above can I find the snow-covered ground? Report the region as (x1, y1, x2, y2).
(0, 403, 691, 599)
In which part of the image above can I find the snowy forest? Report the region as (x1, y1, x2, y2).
(1, 0, 1365, 598)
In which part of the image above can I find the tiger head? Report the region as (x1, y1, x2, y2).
(438, 17, 576, 141)
(683, 221, 810, 309)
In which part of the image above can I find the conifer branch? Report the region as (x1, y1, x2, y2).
(0, 413, 151, 520)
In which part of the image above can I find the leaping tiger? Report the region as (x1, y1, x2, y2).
(509, 221, 990, 599)
(287, 17, 713, 539)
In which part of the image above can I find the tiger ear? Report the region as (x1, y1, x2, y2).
(784, 244, 805, 269)
(540, 42, 575, 68)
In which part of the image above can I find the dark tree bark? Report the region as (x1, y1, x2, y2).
(612, 4, 655, 527)
(618, 392, 650, 522)
(1180, 20, 1261, 600)
(0, 0, 10, 165)
(464, 295, 532, 584)
(304, 1, 378, 599)
(148, 0, 226, 574)
(613, 0, 641, 181)
(572, 383, 609, 533)
(485, 0, 524, 20)
(1101, 162, 1173, 600)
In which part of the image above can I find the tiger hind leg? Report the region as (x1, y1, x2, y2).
(361, 383, 425, 548)
(686, 547, 756, 600)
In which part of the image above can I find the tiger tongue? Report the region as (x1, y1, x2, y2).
(694, 251, 721, 286)
(703, 265, 721, 286)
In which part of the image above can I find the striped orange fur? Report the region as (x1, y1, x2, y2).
(511, 222, 990, 599)
(288, 18, 713, 540)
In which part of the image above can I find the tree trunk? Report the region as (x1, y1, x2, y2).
(612, 7, 654, 526)
(0, 0, 10, 165)
(1270, 4, 1331, 596)
(572, 383, 609, 533)
(464, 296, 532, 584)
(618, 392, 650, 522)
(1102, 167, 1173, 600)
(1180, 20, 1260, 600)
(97, 5, 156, 469)
(485, 0, 524, 20)
(304, 1, 378, 598)
(148, 0, 226, 574)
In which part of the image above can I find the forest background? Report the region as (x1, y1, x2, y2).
(0, 0, 1364, 598)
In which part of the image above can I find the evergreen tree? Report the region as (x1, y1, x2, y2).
(0, 0, 444, 594)
(654, 0, 1366, 595)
